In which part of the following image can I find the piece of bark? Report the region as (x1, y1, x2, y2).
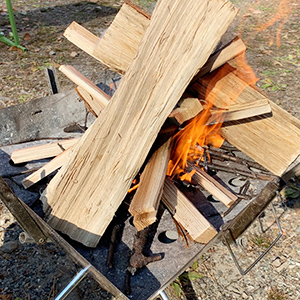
(161, 178, 217, 244)
(190, 61, 300, 176)
(42, 0, 237, 247)
(169, 98, 203, 125)
(207, 99, 271, 125)
(22, 147, 74, 189)
(129, 138, 171, 231)
(59, 65, 110, 116)
(11, 139, 79, 164)
(191, 166, 237, 207)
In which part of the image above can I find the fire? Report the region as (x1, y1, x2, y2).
(167, 51, 259, 181)
(240, 0, 291, 48)
(255, 0, 290, 47)
(166, 108, 225, 180)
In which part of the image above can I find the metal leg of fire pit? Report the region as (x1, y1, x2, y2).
(223, 202, 283, 276)
(159, 290, 170, 300)
(54, 265, 91, 300)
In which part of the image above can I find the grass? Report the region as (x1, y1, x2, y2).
(268, 286, 288, 300)
(250, 233, 273, 249)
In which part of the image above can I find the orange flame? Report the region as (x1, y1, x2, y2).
(240, 0, 291, 48)
(255, 0, 290, 47)
(167, 52, 259, 181)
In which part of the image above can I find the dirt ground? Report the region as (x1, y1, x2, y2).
(0, 0, 300, 299)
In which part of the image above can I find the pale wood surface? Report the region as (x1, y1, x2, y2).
(192, 168, 237, 207)
(22, 147, 74, 189)
(129, 138, 171, 231)
(11, 138, 78, 164)
(207, 99, 271, 125)
(63, 21, 100, 61)
(169, 98, 203, 125)
(64, 3, 243, 81)
(93, 1, 150, 74)
(43, 0, 237, 247)
(190, 63, 300, 176)
(59, 65, 110, 115)
(190, 37, 246, 84)
(161, 179, 217, 244)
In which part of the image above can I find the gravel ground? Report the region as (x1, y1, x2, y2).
(1, 0, 300, 299)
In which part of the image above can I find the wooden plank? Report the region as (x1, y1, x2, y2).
(59, 65, 110, 115)
(42, 0, 237, 247)
(190, 62, 300, 176)
(76, 86, 100, 117)
(207, 99, 271, 125)
(93, 1, 150, 74)
(0, 90, 87, 147)
(22, 147, 74, 189)
(190, 37, 246, 84)
(11, 138, 79, 164)
(169, 98, 203, 125)
(63, 21, 101, 61)
(129, 138, 171, 231)
(64, 3, 244, 80)
(161, 178, 217, 243)
(192, 167, 237, 207)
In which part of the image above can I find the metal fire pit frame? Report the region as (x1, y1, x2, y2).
(0, 92, 288, 300)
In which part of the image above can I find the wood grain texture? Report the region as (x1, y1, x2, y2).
(64, 2, 244, 81)
(191, 63, 300, 176)
(129, 138, 171, 231)
(11, 139, 78, 164)
(192, 168, 237, 207)
(43, 0, 237, 247)
(162, 178, 217, 244)
(207, 99, 271, 125)
(169, 98, 203, 125)
(63, 21, 100, 61)
(59, 65, 110, 115)
(93, 1, 150, 74)
(22, 147, 74, 189)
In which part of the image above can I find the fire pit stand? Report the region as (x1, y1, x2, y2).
(0, 93, 288, 300)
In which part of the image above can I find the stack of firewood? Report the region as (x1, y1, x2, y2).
(10, 0, 300, 248)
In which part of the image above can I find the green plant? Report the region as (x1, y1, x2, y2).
(18, 94, 30, 103)
(267, 286, 287, 300)
(250, 233, 272, 249)
(172, 263, 205, 298)
(261, 78, 287, 91)
(261, 70, 277, 76)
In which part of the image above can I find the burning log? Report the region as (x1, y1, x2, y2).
(169, 98, 203, 125)
(207, 99, 271, 125)
(42, 0, 238, 247)
(190, 60, 300, 176)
